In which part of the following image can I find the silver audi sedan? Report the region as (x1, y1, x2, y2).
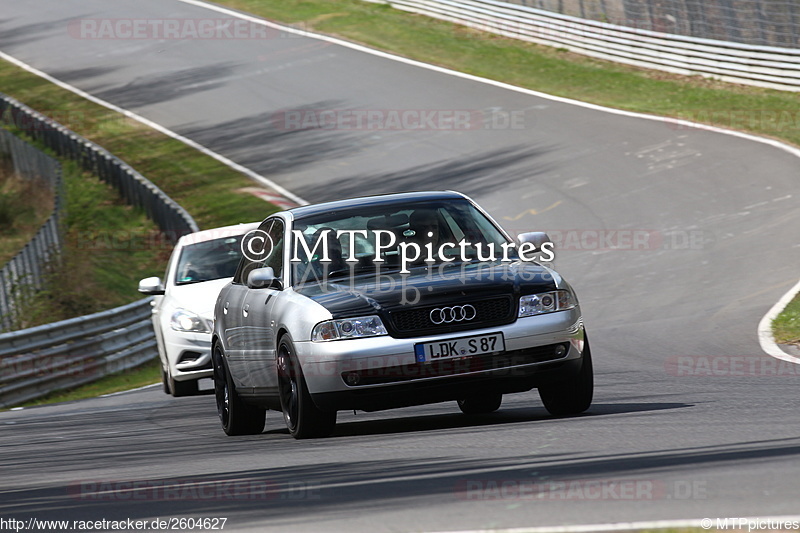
(212, 191, 591, 438)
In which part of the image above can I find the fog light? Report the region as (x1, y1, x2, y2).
(345, 372, 360, 386)
(554, 344, 567, 357)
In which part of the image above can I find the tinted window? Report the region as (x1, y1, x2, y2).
(235, 219, 285, 285)
(291, 199, 510, 283)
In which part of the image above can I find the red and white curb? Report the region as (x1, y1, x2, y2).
(239, 187, 300, 210)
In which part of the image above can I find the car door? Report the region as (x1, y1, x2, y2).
(219, 238, 258, 386)
(239, 217, 285, 393)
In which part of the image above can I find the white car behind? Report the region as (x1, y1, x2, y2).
(138, 223, 259, 396)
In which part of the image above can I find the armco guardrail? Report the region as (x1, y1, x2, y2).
(369, 0, 800, 91)
(501, 0, 800, 49)
(0, 298, 156, 408)
(0, 94, 200, 406)
(0, 93, 198, 240)
(0, 129, 64, 332)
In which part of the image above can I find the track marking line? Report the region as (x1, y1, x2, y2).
(100, 383, 160, 398)
(0, 50, 308, 207)
(758, 278, 800, 364)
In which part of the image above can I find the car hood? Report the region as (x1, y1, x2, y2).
(167, 277, 233, 319)
(294, 261, 560, 318)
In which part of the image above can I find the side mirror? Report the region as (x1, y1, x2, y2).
(517, 232, 552, 249)
(247, 267, 282, 290)
(517, 231, 555, 262)
(138, 277, 165, 295)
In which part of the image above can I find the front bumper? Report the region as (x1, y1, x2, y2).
(164, 332, 213, 381)
(296, 308, 585, 411)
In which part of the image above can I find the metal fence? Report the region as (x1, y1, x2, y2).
(0, 93, 198, 241)
(0, 94, 200, 406)
(505, 0, 800, 48)
(0, 298, 156, 408)
(372, 0, 800, 91)
(0, 129, 63, 331)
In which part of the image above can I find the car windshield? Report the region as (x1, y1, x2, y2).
(291, 198, 511, 283)
(175, 235, 245, 285)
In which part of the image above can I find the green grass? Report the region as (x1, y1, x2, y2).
(774, 294, 800, 345)
(5, 161, 171, 329)
(12, 358, 162, 409)
(0, 27, 279, 400)
(0, 160, 54, 265)
(0, 63, 278, 230)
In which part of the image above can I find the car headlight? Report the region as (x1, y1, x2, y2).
(312, 316, 388, 342)
(518, 290, 576, 317)
(170, 309, 211, 333)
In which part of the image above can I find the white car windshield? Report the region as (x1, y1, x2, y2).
(175, 236, 244, 285)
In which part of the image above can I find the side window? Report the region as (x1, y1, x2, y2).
(262, 219, 284, 277)
(234, 219, 285, 285)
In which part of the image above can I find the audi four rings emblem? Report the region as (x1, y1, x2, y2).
(429, 305, 477, 324)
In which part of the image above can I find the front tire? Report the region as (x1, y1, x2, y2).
(457, 392, 502, 414)
(213, 345, 266, 436)
(169, 371, 198, 397)
(160, 365, 170, 395)
(538, 339, 593, 416)
(277, 337, 336, 439)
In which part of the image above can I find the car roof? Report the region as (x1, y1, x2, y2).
(177, 222, 261, 247)
(287, 191, 467, 220)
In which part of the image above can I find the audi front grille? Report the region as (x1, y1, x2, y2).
(388, 296, 514, 337)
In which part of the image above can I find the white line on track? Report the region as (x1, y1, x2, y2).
(100, 383, 160, 398)
(0, 50, 308, 207)
(759, 278, 800, 364)
(0, 0, 797, 383)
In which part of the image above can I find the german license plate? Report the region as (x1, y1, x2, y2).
(414, 333, 505, 363)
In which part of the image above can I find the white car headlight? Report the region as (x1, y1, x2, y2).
(518, 290, 576, 317)
(312, 316, 388, 342)
(170, 309, 211, 333)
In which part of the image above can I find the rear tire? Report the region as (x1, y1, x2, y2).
(538, 339, 593, 416)
(457, 392, 502, 414)
(277, 336, 336, 439)
(213, 345, 266, 436)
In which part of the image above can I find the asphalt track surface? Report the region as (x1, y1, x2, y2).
(2, 1, 800, 531)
